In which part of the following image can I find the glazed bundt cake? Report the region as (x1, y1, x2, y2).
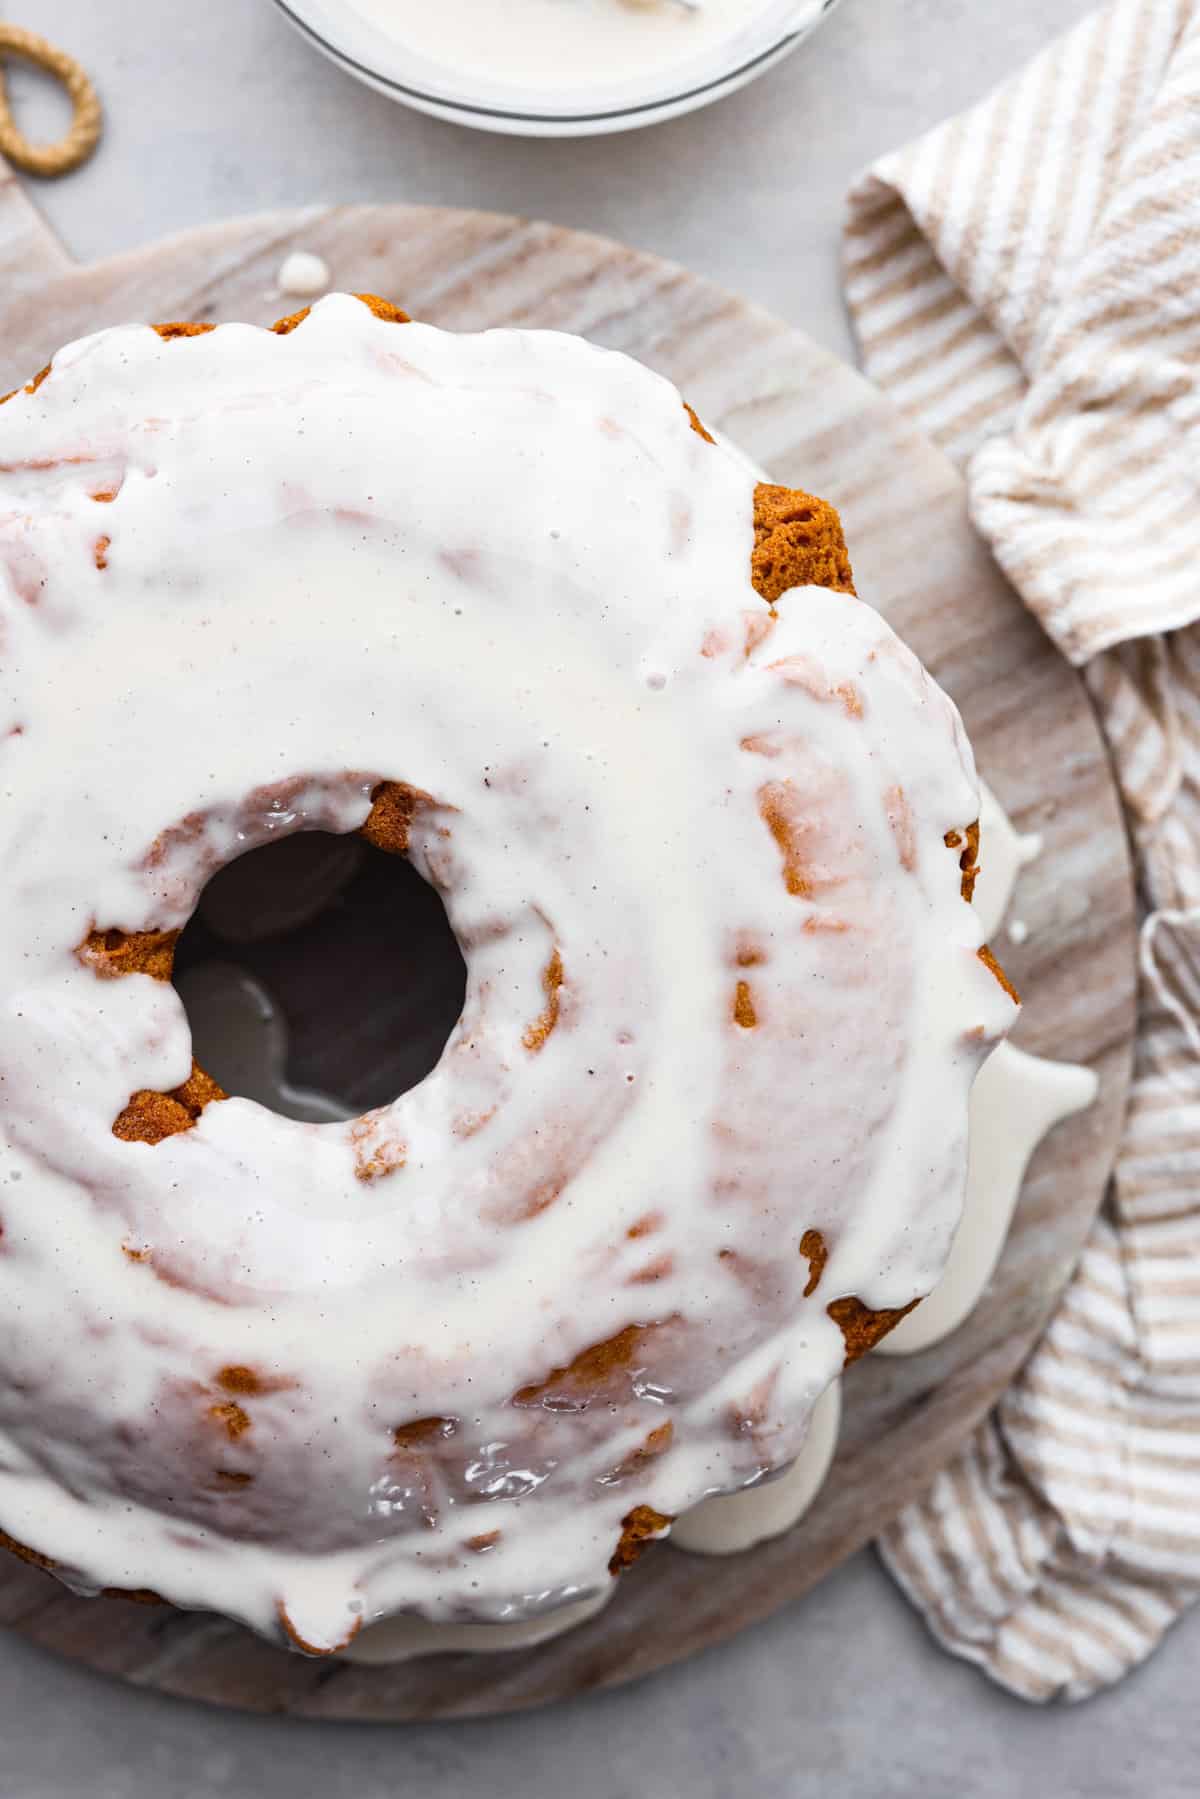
(0, 293, 1016, 1651)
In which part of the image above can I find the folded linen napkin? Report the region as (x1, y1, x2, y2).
(844, 0, 1200, 1702)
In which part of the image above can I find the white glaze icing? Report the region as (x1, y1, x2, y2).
(341, 1586, 611, 1664)
(340, 778, 1087, 1652)
(342, 1379, 840, 1659)
(174, 953, 839, 1636)
(344, 1381, 840, 1659)
(341, 1387, 840, 1658)
(170, 947, 827, 1652)
(341, 0, 818, 91)
(669, 1378, 841, 1556)
(876, 1044, 1097, 1358)
(171, 957, 842, 1595)
(276, 251, 332, 299)
(0, 295, 1014, 1652)
(876, 791, 1096, 1359)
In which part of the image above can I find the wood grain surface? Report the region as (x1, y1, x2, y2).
(0, 176, 1138, 1719)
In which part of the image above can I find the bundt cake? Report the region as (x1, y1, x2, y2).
(0, 293, 1016, 1652)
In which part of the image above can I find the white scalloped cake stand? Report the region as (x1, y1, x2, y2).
(0, 178, 1137, 1720)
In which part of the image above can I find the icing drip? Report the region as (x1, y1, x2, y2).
(344, 1382, 840, 1658)
(669, 1379, 841, 1556)
(0, 297, 1012, 1649)
(668, 785, 1094, 1540)
(876, 1044, 1097, 1357)
(340, 1588, 610, 1665)
(876, 785, 1096, 1357)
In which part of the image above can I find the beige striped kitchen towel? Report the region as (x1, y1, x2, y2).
(845, 0, 1200, 1702)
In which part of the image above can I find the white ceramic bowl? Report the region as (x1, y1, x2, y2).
(272, 0, 843, 137)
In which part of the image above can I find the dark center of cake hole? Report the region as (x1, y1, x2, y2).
(172, 832, 467, 1118)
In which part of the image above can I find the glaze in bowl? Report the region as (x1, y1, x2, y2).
(271, 0, 844, 137)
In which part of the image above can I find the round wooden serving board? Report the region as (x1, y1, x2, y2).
(0, 179, 1137, 1720)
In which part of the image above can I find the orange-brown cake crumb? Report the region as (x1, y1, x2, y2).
(209, 1400, 252, 1441)
(0, 1524, 55, 1573)
(392, 1416, 456, 1451)
(799, 1228, 828, 1298)
(172, 1061, 227, 1116)
(522, 948, 564, 1051)
(955, 819, 981, 902)
(683, 400, 715, 444)
(217, 1366, 271, 1397)
(732, 979, 758, 1028)
(609, 1504, 673, 1574)
(513, 1322, 657, 1411)
(978, 942, 1020, 1004)
(271, 306, 312, 337)
(757, 781, 813, 898)
(112, 1060, 227, 1146)
(79, 926, 179, 982)
(351, 293, 411, 325)
(751, 484, 855, 603)
(827, 1293, 919, 1363)
(605, 1421, 675, 1485)
(111, 1089, 195, 1146)
(359, 778, 433, 855)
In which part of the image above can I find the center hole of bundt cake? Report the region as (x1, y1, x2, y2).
(171, 831, 467, 1119)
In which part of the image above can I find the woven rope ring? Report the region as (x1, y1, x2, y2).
(0, 25, 101, 178)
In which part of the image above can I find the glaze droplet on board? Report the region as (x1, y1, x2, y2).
(276, 250, 331, 297)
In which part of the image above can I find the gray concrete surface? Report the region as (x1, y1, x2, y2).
(5, 2, 1198, 1794)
